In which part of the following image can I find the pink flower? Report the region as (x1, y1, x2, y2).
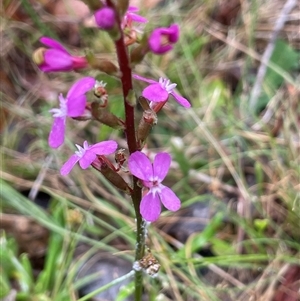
(94, 7, 116, 30)
(148, 24, 179, 54)
(122, 6, 148, 28)
(36, 37, 88, 72)
(128, 151, 181, 222)
(133, 74, 191, 108)
(60, 140, 118, 176)
(48, 77, 96, 148)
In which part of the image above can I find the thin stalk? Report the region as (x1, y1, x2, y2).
(107, 1, 145, 300)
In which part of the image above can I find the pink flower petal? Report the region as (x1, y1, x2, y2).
(132, 74, 157, 84)
(94, 7, 116, 29)
(170, 92, 191, 108)
(167, 24, 180, 43)
(153, 153, 171, 181)
(140, 192, 161, 222)
(40, 37, 69, 53)
(148, 30, 173, 54)
(48, 117, 65, 148)
(129, 13, 147, 23)
(60, 154, 80, 176)
(90, 141, 118, 155)
(67, 95, 86, 117)
(42, 50, 73, 71)
(128, 6, 139, 12)
(143, 84, 169, 102)
(160, 186, 181, 212)
(78, 149, 97, 169)
(128, 151, 153, 181)
(148, 24, 179, 55)
(67, 77, 96, 100)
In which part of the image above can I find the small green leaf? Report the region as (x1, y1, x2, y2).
(116, 281, 135, 301)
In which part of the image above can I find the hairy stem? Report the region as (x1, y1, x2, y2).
(107, 1, 145, 300)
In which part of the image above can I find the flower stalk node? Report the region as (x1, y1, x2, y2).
(138, 250, 160, 277)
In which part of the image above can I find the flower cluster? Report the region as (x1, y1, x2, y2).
(34, 1, 190, 222)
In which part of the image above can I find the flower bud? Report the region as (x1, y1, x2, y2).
(91, 102, 125, 130)
(130, 43, 149, 66)
(137, 109, 157, 147)
(94, 7, 116, 30)
(92, 157, 132, 194)
(87, 54, 121, 77)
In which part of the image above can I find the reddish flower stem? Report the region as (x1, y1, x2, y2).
(106, 1, 145, 300)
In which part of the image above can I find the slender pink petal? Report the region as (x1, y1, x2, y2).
(128, 6, 139, 12)
(153, 153, 171, 181)
(79, 150, 97, 169)
(60, 154, 80, 176)
(67, 77, 96, 100)
(48, 117, 65, 148)
(43, 50, 73, 71)
(160, 186, 181, 211)
(90, 141, 118, 155)
(128, 151, 153, 181)
(132, 74, 157, 84)
(140, 192, 161, 222)
(40, 37, 69, 53)
(67, 95, 86, 117)
(142, 84, 169, 102)
(130, 13, 147, 23)
(171, 92, 191, 108)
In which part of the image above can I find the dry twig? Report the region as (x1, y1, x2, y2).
(249, 0, 298, 111)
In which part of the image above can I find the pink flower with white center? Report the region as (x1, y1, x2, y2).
(48, 77, 96, 148)
(60, 140, 118, 176)
(148, 24, 179, 54)
(128, 151, 181, 222)
(34, 37, 88, 72)
(122, 6, 148, 29)
(133, 74, 191, 108)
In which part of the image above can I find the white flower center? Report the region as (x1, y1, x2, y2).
(49, 94, 67, 118)
(147, 176, 163, 195)
(75, 141, 90, 158)
(159, 77, 177, 93)
(94, 80, 107, 89)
